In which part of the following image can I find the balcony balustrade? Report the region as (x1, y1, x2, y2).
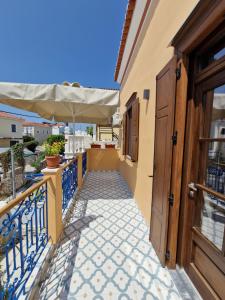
(0, 148, 193, 299)
(0, 177, 50, 299)
(62, 159, 78, 212)
(0, 149, 116, 298)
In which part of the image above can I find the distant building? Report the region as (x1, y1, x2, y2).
(23, 122, 52, 144)
(0, 112, 24, 147)
(52, 123, 65, 135)
(96, 125, 119, 142)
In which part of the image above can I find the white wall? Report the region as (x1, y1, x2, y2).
(52, 126, 65, 135)
(33, 126, 52, 144)
(0, 118, 23, 139)
(23, 126, 34, 137)
(23, 125, 52, 143)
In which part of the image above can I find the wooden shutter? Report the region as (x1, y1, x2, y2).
(131, 98, 139, 162)
(150, 56, 177, 266)
(122, 113, 127, 155)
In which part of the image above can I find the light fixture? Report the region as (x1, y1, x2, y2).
(143, 89, 150, 100)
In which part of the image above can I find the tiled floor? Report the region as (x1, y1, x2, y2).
(39, 171, 182, 300)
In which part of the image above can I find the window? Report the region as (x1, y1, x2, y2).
(11, 124, 16, 132)
(123, 92, 139, 162)
(10, 140, 18, 147)
(196, 21, 225, 71)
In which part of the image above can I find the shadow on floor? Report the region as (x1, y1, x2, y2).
(39, 197, 102, 299)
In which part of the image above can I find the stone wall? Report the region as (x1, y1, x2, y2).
(0, 167, 25, 196)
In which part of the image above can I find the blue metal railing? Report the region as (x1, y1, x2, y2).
(0, 177, 49, 299)
(82, 152, 87, 178)
(62, 159, 78, 211)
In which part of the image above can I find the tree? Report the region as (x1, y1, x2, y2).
(47, 134, 65, 145)
(86, 126, 93, 137)
(23, 136, 39, 153)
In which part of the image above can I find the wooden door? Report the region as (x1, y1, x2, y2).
(150, 56, 177, 265)
(183, 70, 225, 299)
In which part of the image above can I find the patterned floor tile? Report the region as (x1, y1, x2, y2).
(40, 171, 181, 300)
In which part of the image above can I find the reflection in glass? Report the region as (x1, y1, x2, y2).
(200, 84, 225, 250)
(201, 191, 225, 251)
(206, 142, 225, 194)
(199, 46, 225, 70)
(210, 85, 225, 139)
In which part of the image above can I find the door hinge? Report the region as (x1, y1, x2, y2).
(176, 64, 181, 80)
(168, 193, 174, 206)
(172, 131, 177, 145)
(165, 250, 170, 260)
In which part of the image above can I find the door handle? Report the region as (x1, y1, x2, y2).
(188, 182, 197, 191)
(188, 182, 197, 198)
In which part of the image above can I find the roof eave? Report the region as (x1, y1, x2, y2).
(114, 0, 136, 82)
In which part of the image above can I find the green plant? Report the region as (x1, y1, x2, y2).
(86, 126, 93, 137)
(0, 144, 25, 177)
(23, 135, 35, 143)
(46, 135, 65, 154)
(24, 140, 39, 153)
(31, 152, 45, 173)
(47, 134, 65, 145)
(0, 151, 10, 178)
(12, 143, 25, 170)
(44, 142, 63, 156)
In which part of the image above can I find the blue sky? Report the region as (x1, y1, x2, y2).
(0, 0, 127, 126)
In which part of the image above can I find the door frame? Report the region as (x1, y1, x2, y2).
(169, 2, 225, 299)
(177, 51, 225, 300)
(167, 0, 225, 268)
(167, 0, 225, 269)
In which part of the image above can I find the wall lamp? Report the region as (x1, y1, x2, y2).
(143, 89, 150, 100)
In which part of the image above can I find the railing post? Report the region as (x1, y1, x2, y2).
(77, 153, 83, 188)
(42, 168, 63, 244)
(86, 149, 90, 171)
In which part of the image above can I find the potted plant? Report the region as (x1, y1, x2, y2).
(105, 144, 115, 149)
(91, 143, 101, 149)
(44, 142, 62, 168)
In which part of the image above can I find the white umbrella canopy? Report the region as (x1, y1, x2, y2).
(0, 82, 119, 124)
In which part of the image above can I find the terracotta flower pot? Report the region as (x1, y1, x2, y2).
(91, 144, 101, 149)
(105, 144, 115, 149)
(45, 155, 60, 169)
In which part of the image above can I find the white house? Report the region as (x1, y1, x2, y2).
(65, 130, 93, 158)
(0, 112, 24, 147)
(52, 123, 65, 135)
(23, 122, 52, 144)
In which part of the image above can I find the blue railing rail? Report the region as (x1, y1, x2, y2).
(82, 152, 87, 178)
(62, 159, 78, 212)
(0, 176, 50, 299)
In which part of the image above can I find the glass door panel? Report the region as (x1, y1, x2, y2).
(197, 84, 225, 252)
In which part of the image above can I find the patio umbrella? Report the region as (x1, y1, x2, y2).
(0, 82, 119, 124)
(0, 82, 119, 154)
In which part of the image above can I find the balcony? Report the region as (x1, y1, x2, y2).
(0, 148, 193, 299)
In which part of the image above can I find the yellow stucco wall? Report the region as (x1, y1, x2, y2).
(87, 149, 119, 171)
(118, 0, 199, 224)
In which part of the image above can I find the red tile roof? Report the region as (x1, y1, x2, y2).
(114, 0, 136, 81)
(0, 111, 24, 122)
(23, 121, 52, 128)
